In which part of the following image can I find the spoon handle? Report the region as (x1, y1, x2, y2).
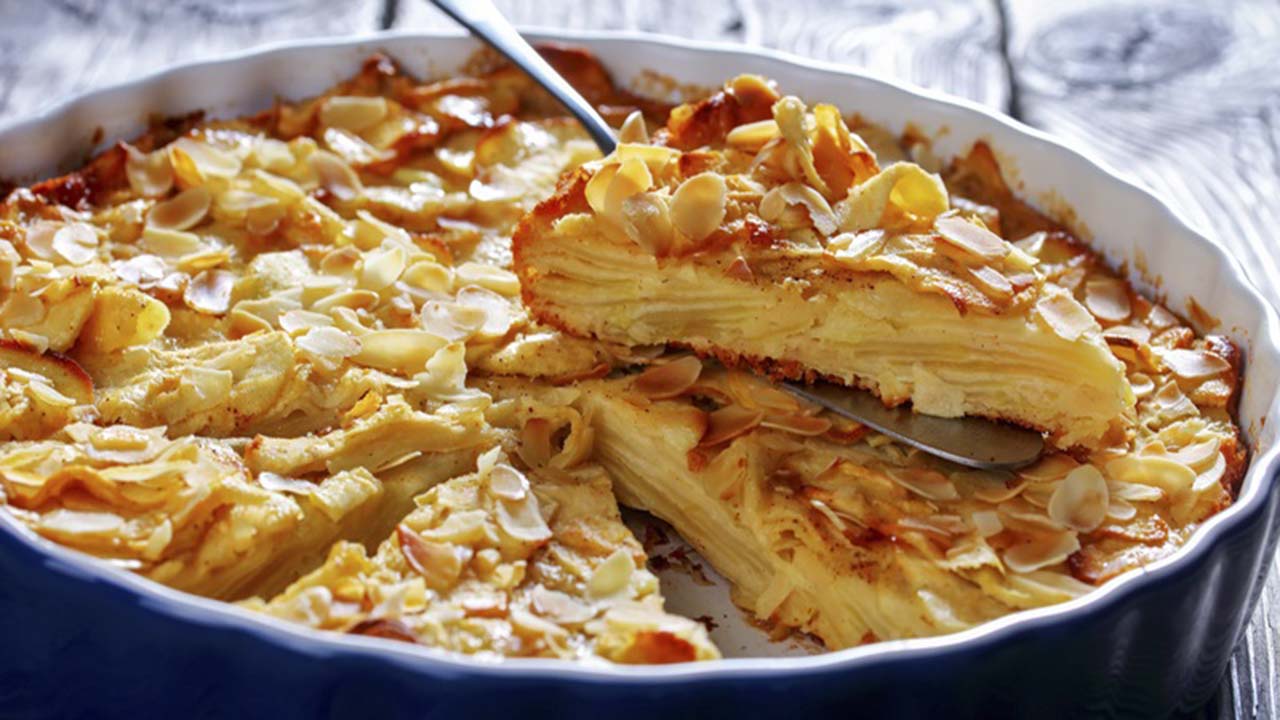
(428, 0, 618, 154)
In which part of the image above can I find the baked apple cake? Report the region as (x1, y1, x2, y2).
(0, 47, 1245, 660)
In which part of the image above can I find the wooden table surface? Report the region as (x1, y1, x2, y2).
(1, 1, 1276, 717)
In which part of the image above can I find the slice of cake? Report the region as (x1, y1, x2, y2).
(248, 448, 719, 663)
(514, 76, 1134, 448)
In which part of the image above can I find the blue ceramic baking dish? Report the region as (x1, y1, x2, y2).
(1, 31, 1278, 720)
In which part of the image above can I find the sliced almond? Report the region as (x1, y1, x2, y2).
(971, 510, 1004, 537)
(308, 150, 363, 201)
(486, 463, 528, 502)
(397, 524, 469, 592)
(1035, 292, 1097, 342)
(296, 326, 361, 361)
(320, 96, 389, 133)
(885, 467, 960, 501)
(617, 110, 649, 144)
(670, 172, 728, 242)
(1084, 278, 1131, 322)
(495, 492, 553, 546)
(1105, 455, 1196, 495)
(359, 244, 407, 291)
(124, 143, 175, 197)
(1047, 465, 1109, 532)
(633, 356, 702, 399)
(760, 413, 832, 436)
(419, 300, 487, 342)
(454, 285, 518, 339)
(726, 119, 781, 150)
(148, 187, 212, 231)
(1192, 451, 1227, 492)
(699, 405, 764, 447)
(935, 215, 1008, 261)
(587, 547, 636, 597)
(353, 329, 447, 375)
(183, 269, 235, 315)
(620, 192, 674, 255)
(50, 223, 98, 266)
(1157, 347, 1230, 379)
(1002, 530, 1081, 574)
(455, 262, 520, 296)
(531, 586, 596, 625)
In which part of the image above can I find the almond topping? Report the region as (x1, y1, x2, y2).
(308, 150, 363, 201)
(51, 223, 98, 265)
(1157, 347, 1230, 379)
(123, 143, 175, 197)
(353, 329, 447, 375)
(532, 586, 596, 625)
(183, 269, 235, 315)
(397, 524, 469, 592)
(633, 356, 703, 399)
(885, 467, 960, 501)
(495, 492, 553, 546)
(296, 326, 361, 361)
(486, 463, 528, 502)
(1047, 465, 1109, 532)
(760, 413, 832, 436)
(1035, 293, 1097, 342)
(1002, 530, 1080, 574)
(1084, 278, 1131, 322)
(935, 216, 1009, 260)
(726, 119, 781, 150)
(148, 187, 212, 231)
(320, 96, 389, 133)
(699, 405, 764, 447)
(588, 547, 636, 597)
(670, 172, 728, 242)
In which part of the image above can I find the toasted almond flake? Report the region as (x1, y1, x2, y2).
(297, 326, 361, 360)
(170, 138, 242, 182)
(828, 229, 885, 264)
(359, 244, 408, 291)
(113, 254, 168, 286)
(670, 172, 728, 242)
(1084, 278, 1131, 322)
(124, 143, 175, 197)
(633, 356, 702, 399)
(320, 95, 389, 133)
(1035, 292, 1097, 342)
(1108, 480, 1165, 503)
(971, 479, 1027, 503)
(1106, 498, 1138, 521)
(971, 510, 1004, 537)
(495, 493, 553, 545)
(454, 285, 518, 339)
(308, 150, 363, 201)
(311, 289, 379, 313)
(402, 260, 453, 294)
(1157, 347, 1230, 379)
(700, 405, 764, 447)
(617, 110, 649, 144)
(885, 467, 960, 501)
(254, 471, 314, 495)
(1103, 324, 1152, 347)
(397, 524, 468, 592)
(183, 269, 235, 315)
(1105, 455, 1196, 494)
(39, 509, 124, 537)
(510, 607, 569, 639)
(141, 226, 205, 258)
(279, 309, 334, 335)
(935, 215, 1008, 260)
(486, 463, 528, 502)
(419, 300, 486, 342)
(1002, 530, 1080, 574)
(726, 119, 781, 150)
(1192, 451, 1227, 492)
(353, 329, 447, 375)
(51, 223, 98, 265)
(1129, 372, 1156, 399)
(148, 187, 212, 231)
(26, 380, 75, 407)
(89, 425, 151, 452)
(603, 157, 654, 220)
(620, 192, 674, 255)
(584, 163, 619, 215)
(1160, 437, 1221, 468)
(588, 547, 636, 597)
(22, 221, 59, 259)
(531, 586, 596, 625)
(455, 262, 520, 296)
(968, 265, 1013, 300)
(1047, 465, 1109, 532)
(761, 413, 832, 436)
(1147, 304, 1179, 330)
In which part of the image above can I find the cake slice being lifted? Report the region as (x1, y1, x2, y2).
(514, 76, 1134, 448)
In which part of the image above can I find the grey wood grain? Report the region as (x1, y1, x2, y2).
(0, 1, 1274, 716)
(1003, 3, 1280, 717)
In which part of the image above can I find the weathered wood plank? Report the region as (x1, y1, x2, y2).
(0, 0, 385, 125)
(391, 0, 1008, 108)
(1004, 2, 1280, 719)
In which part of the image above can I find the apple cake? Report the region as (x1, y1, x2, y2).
(0, 48, 1245, 659)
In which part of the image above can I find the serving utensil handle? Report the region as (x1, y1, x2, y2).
(428, 0, 618, 154)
